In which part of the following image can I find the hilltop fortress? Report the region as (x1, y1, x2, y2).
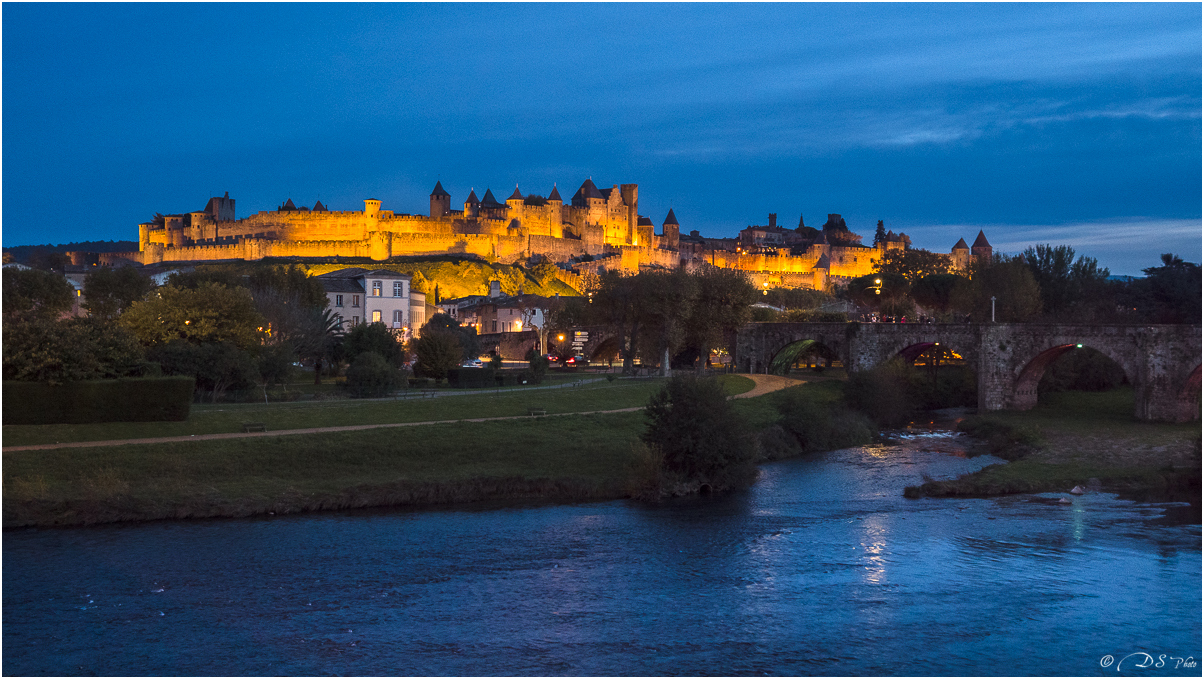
(94, 179, 990, 290)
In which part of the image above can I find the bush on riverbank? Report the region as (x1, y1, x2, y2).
(775, 389, 874, 454)
(640, 374, 756, 497)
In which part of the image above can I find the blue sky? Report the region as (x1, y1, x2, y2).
(3, 3, 1199, 275)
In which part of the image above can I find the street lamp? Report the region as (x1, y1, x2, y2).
(991, 295, 996, 323)
(762, 281, 769, 296)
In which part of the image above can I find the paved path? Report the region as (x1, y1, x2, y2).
(2, 374, 800, 453)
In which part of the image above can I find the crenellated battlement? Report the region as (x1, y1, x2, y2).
(108, 179, 990, 290)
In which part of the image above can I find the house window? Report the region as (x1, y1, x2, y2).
(352, 295, 360, 307)
(393, 281, 404, 297)
(372, 310, 382, 323)
(352, 316, 359, 326)
(492, 320, 498, 333)
(335, 294, 343, 307)
(393, 310, 403, 327)
(372, 281, 382, 297)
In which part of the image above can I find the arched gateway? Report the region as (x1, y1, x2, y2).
(736, 322, 1201, 422)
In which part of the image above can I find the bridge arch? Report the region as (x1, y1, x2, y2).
(768, 339, 840, 376)
(587, 336, 622, 363)
(1011, 342, 1135, 411)
(893, 340, 975, 367)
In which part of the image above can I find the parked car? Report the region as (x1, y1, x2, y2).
(544, 354, 560, 363)
(460, 359, 484, 368)
(563, 356, 586, 367)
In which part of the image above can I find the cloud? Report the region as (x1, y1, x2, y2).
(906, 218, 1202, 275)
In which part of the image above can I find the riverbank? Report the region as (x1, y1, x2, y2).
(906, 387, 1201, 501)
(3, 374, 779, 528)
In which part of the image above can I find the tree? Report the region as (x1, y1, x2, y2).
(763, 287, 833, 310)
(411, 329, 462, 380)
(247, 264, 328, 310)
(147, 340, 259, 402)
(844, 272, 910, 310)
(1133, 253, 1201, 324)
(421, 313, 480, 361)
(83, 265, 154, 321)
(875, 248, 951, 282)
(589, 270, 656, 374)
(952, 255, 1042, 322)
(682, 266, 755, 373)
(3, 316, 150, 385)
(873, 220, 887, 247)
(640, 268, 697, 375)
(344, 321, 406, 368)
(514, 293, 563, 355)
(910, 273, 969, 315)
(1020, 244, 1111, 318)
(525, 348, 550, 384)
(119, 283, 267, 349)
(641, 374, 755, 491)
(344, 351, 402, 397)
(3, 267, 75, 319)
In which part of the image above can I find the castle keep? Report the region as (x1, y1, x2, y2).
(98, 179, 989, 290)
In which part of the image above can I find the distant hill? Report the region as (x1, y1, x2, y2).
(3, 240, 138, 265)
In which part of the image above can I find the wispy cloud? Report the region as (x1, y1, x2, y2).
(906, 218, 1202, 275)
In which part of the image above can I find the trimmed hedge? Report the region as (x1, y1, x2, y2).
(4, 377, 195, 425)
(447, 367, 495, 389)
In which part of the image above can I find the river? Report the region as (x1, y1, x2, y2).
(4, 429, 1200, 676)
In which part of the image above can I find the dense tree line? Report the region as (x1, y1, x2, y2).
(2, 263, 371, 400)
(549, 265, 756, 373)
(843, 246, 1198, 325)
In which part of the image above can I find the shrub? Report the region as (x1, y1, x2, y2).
(844, 359, 915, 427)
(755, 424, 803, 461)
(775, 389, 874, 453)
(526, 348, 549, 384)
(447, 367, 495, 388)
(3, 376, 194, 424)
(148, 341, 259, 402)
(905, 365, 977, 410)
(412, 330, 462, 380)
(642, 374, 756, 491)
(345, 351, 402, 398)
(344, 322, 406, 368)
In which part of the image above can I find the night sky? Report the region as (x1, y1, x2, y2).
(3, 3, 1200, 275)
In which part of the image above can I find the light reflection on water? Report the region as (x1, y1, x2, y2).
(3, 430, 1199, 676)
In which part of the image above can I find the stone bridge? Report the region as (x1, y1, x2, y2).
(735, 322, 1201, 422)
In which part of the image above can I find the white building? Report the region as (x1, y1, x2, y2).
(315, 268, 427, 339)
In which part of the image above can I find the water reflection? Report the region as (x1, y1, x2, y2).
(4, 430, 1199, 677)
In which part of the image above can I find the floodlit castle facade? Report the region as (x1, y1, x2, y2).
(95, 179, 990, 290)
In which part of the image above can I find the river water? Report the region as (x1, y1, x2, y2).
(4, 430, 1200, 676)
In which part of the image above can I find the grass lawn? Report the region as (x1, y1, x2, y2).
(1, 374, 771, 527)
(4, 374, 756, 447)
(3, 412, 651, 527)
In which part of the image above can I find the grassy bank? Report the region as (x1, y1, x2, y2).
(907, 387, 1201, 500)
(3, 413, 649, 528)
(2, 379, 664, 447)
(2, 375, 765, 527)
